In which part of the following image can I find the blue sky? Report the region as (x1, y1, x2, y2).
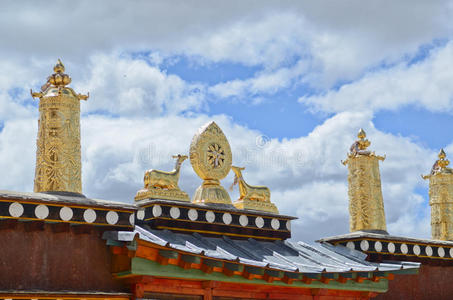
(0, 1, 453, 241)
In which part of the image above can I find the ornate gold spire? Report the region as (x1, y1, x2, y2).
(31, 60, 88, 195)
(423, 149, 453, 240)
(342, 129, 387, 233)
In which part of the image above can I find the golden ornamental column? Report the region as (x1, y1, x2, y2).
(423, 149, 453, 241)
(342, 129, 387, 233)
(31, 60, 88, 195)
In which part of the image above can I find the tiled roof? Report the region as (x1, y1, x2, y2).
(104, 226, 419, 275)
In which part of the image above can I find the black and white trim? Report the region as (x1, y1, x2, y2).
(0, 200, 134, 228)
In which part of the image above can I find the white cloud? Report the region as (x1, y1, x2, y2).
(75, 54, 206, 117)
(300, 41, 453, 114)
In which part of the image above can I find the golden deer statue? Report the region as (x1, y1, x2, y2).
(135, 154, 190, 202)
(231, 166, 270, 202)
(144, 154, 188, 190)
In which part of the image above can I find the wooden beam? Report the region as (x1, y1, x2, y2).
(243, 266, 264, 280)
(282, 272, 302, 284)
(223, 262, 243, 277)
(178, 254, 200, 269)
(355, 272, 372, 283)
(263, 270, 283, 283)
(201, 259, 223, 274)
(320, 273, 338, 284)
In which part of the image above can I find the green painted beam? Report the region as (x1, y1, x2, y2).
(130, 258, 389, 293)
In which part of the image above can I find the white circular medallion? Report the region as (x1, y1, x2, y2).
(106, 211, 119, 225)
(129, 213, 135, 225)
(360, 240, 369, 251)
(205, 211, 215, 223)
(400, 243, 408, 254)
(387, 242, 395, 253)
(35, 204, 49, 219)
(137, 209, 145, 220)
(374, 241, 382, 252)
(255, 217, 264, 228)
(170, 207, 180, 219)
(425, 245, 433, 256)
(346, 241, 355, 250)
(9, 202, 23, 218)
(152, 205, 162, 217)
(449, 248, 453, 258)
(239, 215, 248, 227)
(413, 245, 421, 256)
(286, 220, 291, 231)
(271, 218, 280, 230)
(438, 247, 445, 258)
(83, 209, 96, 223)
(222, 213, 232, 225)
(188, 209, 198, 221)
(59, 206, 73, 221)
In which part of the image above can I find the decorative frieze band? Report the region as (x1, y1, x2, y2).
(342, 239, 453, 259)
(0, 200, 134, 228)
(136, 203, 292, 240)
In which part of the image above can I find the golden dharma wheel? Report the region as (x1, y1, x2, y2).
(189, 121, 232, 181)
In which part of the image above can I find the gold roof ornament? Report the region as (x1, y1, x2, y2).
(343, 129, 387, 233)
(31, 59, 89, 100)
(423, 149, 452, 179)
(190, 122, 233, 205)
(31, 60, 88, 195)
(231, 166, 278, 214)
(135, 154, 190, 202)
(423, 149, 453, 241)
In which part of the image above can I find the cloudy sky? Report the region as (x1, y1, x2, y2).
(1, 1, 453, 241)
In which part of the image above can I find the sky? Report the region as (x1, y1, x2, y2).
(1, 0, 453, 242)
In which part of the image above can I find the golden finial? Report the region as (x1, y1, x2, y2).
(46, 59, 71, 88)
(439, 148, 447, 160)
(437, 149, 450, 170)
(53, 59, 65, 73)
(423, 148, 452, 179)
(357, 128, 366, 139)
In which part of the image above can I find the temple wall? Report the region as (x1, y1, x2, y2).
(375, 264, 453, 300)
(0, 222, 124, 292)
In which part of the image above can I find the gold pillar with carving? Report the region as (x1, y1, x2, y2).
(342, 129, 387, 233)
(423, 149, 453, 240)
(31, 60, 88, 194)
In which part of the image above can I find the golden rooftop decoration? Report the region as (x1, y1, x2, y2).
(423, 149, 453, 240)
(231, 166, 278, 214)
(342, 129, 387, 233)
(135, 154, 190, 202)
(31, 59, 88, 195)
(190, 122, 233, 204)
